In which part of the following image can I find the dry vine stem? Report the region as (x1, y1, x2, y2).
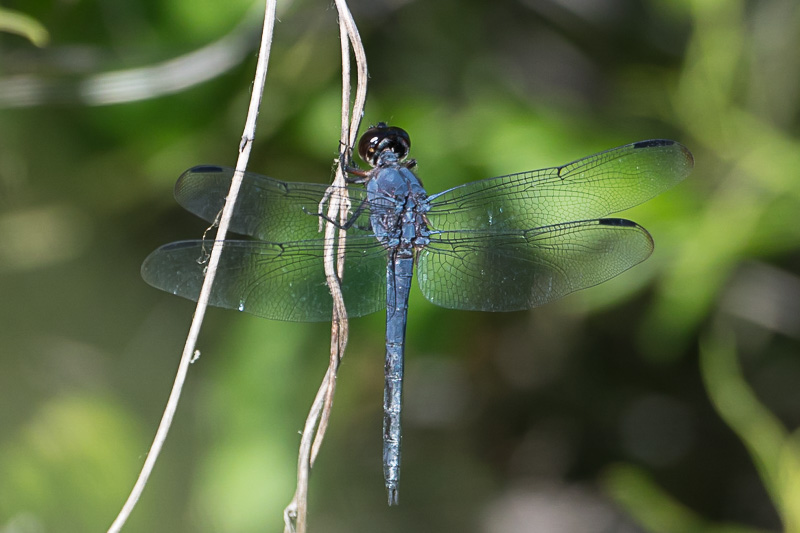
(284, 0, 369, 531)
(106, 0, 277, 531)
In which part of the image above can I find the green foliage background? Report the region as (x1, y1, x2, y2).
(2, 0, 800, 531)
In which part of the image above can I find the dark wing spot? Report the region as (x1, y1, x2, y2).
(633, 139, 675, 149)
(598, 218, 638, 227)
(189, 165, 225, 173)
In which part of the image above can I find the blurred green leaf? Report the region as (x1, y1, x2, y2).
(0, 395, 145, 531)
(701, 328, 800, 533)
(603, 464, 770, 533)
(0, 7, 49, 47)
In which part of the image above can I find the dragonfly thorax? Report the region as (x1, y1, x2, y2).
(366, 163, 431, 255)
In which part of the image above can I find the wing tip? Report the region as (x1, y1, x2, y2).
(633, 139, 695, 172)
(598, 217, 655, 252)
(175, 165, 227, 190)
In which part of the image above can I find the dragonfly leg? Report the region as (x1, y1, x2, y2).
(341, 149, 370, 183)
(301, 198, 371, 232)
(345, 167, 370, 184)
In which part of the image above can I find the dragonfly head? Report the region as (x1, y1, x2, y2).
(358, 122, 411, 167)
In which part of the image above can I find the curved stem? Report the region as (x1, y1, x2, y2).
(106, 1, 277, 531)
(284, 0, 368, 531)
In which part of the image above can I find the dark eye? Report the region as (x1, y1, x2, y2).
(357, 122, 411, 166)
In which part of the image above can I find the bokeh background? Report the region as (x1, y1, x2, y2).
(2, 0, 800, 531)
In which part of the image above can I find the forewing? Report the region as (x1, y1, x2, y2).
(141, 237, 387, 322)
(426, 140, 693, 232)
(174, 165, 374, 242)
(417, 219, 654, 311)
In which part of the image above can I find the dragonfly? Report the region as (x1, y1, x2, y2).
(141, 123, 693, 505)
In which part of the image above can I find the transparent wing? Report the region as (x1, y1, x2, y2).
(141, 237, 387, 322)
(426, 140, 693, 232)
(174, 165, 374, 242)
(416, 218, 653, 311)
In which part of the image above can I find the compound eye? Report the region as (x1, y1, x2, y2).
(357, 122, 411, 166)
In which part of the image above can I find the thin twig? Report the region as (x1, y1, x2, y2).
(282, 365, 333, 531)
(309, 7, 354, 468)
(283, 0, 368, 531)
(106, 1, 277, 531)
(336, 0, 369, 143)
(309, 0, 370, 465)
